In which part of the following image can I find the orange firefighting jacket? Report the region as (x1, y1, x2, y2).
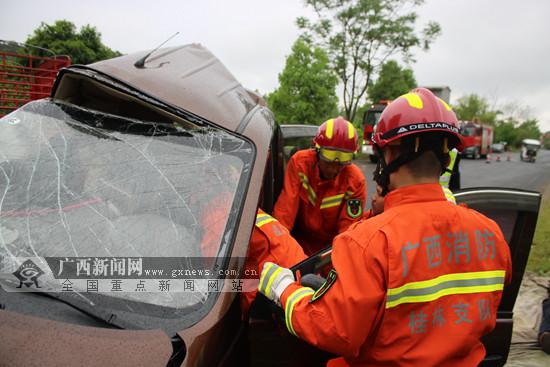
(280, 183, 512, 367)
(200, 192, 232, 257)
(241, 209, 307, 316)
(273, 149, 366, 255)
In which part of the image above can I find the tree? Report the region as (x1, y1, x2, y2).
(454, 94, 499, 124)
(543, 132, 550, 150)
(297, 0, 440, 122)
(24, 20, 121, 64)
(515, 119, 542, 145)
(494, 117, 541, 148)
(500, 101, 533, 122)
(0, 40, 22, 53)
(493, 120, 517, 146)
(267, 38, 338, 124)
(368, 60, 416, 102)
(454, 92, 542, 148)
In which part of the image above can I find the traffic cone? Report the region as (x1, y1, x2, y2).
(507, 153, 511, 161)
(486, 153, 491, 164)
(496, 154, 501, 162)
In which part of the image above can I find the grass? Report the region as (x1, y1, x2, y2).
(526, 184, 550, 274)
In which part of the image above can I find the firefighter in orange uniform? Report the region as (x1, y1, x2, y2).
(258, 88, 512, 366)
(241, 209, 307, 317)
(273, 117, 366, 255)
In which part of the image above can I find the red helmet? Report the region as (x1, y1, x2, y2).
(313, 117, 358, 152)
(372, 88, 464, 151)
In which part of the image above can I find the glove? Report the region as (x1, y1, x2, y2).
(258, 262, 295, 307)
(300, 273, 326, 291)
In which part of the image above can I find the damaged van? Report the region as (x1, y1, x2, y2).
(0, 44, 541, 367)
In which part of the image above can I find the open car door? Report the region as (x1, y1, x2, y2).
(454, 188, 541, 366)
(248, 187, 541, 367)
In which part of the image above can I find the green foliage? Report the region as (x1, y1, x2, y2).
(368, 60, 417, 102)
(24, 20, 122, 64)
(527, 184, 550, 274)
(0, 40, 23, 53)
(352, 103, 369, 127)
(493, 118, 541, 148)
(454, 93, 542, 148)
(542, 132, 550, 149)
(0, 41, 36, 114)
(454, 94, 499, 124)
(354, 59, 416, 126)
(267, 38, 338, 124)
(515, 119, 542, 145)
(493, 120, 517, 146)
(297, 0, 440, 122)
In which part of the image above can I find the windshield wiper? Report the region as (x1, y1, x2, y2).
(66, 121, 122, 141)
(58, 101, 195, 138)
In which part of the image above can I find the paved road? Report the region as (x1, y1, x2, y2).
(460, 149, 550, 192)
(356, 149, 550, 202)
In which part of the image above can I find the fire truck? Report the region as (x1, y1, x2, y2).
(460, 120, 494, 159)
(361, 100, 390, 162)
(0, 42, 71, 117)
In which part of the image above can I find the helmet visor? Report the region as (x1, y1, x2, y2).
(319, 148, 353, 165)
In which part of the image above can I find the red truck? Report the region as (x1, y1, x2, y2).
(0, 45, 71, 117)
(361, 100, 390, 162)
(460, 120, 494, 159)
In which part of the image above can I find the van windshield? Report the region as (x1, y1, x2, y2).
(0, 100, 253, 325)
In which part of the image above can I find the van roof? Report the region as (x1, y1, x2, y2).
(83, 44, 263, 132)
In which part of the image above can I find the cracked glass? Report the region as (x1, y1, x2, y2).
(0, 99, 253, 316)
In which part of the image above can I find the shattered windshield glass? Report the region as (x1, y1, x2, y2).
(0, 99, 253, 319)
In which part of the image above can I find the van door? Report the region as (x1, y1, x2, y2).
(454, 188, 541, 366)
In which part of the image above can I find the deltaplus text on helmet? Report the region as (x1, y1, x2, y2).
(372, 87, 464, 151)
(371, 87, 465, 196)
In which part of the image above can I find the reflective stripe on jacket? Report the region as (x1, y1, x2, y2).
(273, 149, 367, 255)
(440, 148, 458, 188)
(443, 187, 456, 204)
(241, 209, 306, 317)
(280, 183, 512, 366)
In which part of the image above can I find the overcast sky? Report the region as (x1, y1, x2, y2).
(2, 0, 549, 131)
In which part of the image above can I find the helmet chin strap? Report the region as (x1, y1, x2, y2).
(374, 147, 422, 197)
(374, 141, 448, 197)
(373, 146, 390, 196)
